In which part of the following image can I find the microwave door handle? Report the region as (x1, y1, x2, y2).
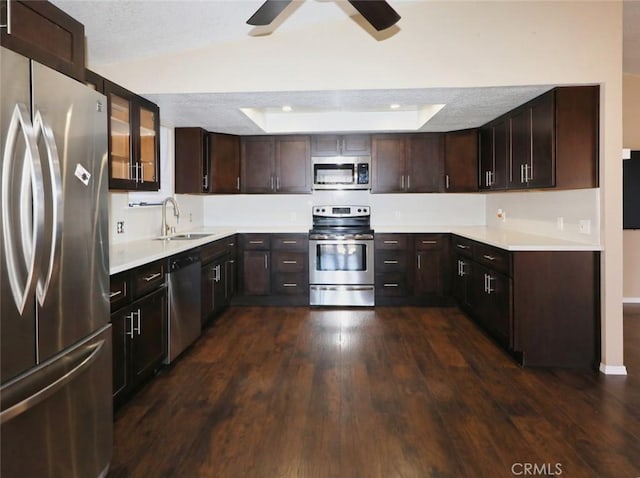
(2, 103, 46, 314)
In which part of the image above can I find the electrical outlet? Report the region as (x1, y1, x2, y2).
(497, 208, 506, 222)
(556, 217, 564, 230)
(116, 221, 125, 234)
(579, 219, 591, 235)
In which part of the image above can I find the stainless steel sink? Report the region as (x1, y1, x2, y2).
(155, 233, 212, 241)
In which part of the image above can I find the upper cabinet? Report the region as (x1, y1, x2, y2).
(241, 135, 311, 194)
(104, 80, 160, 191)
(479, 86, 599, 191)
(175, 129, 241, 194)
(444, 129, 478, 193)
(371, 133, 445, 193)
(1, 0, 85, 81)
(311, 134, 371, 156)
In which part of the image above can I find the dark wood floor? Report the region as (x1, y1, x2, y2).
(109, 305, 640, 478)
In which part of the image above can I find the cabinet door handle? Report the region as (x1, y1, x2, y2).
(383, 283, 399, 287)
(4, 0, 12, 34)
(270, 175, 274, 190)
(282, 260, 298, 264)
(482, 255, 496, 261)
(143, 272, 162, 282)
(215, 265, 221, 282)
(135, 309, 141, 335)
(283, 283, 297, 287)
(236, 177, 240, 190)
(249, 240, 264, 244)
(445, 174, 450, 189)
(282, 240, 297, 244)
(417, 254, 421, 269)
(264, 254, 268, 269)
(401, 175, 405, 189)
(276, 176, 280, 190)
(490, 171, 494, 186)
(383, 260, 398, 264)
(456, 244, 469, 250)
(203, 174, 208, 190)
(109, 290, 123, 299)
(421, 240, 437, 244)
(127, 312, 135, 339)
(407, 175, 411, 190)
(383, 240, 399, 244)
(485, 274, 495, 294)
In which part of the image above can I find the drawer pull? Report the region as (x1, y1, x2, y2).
(482, 255, 496, 261)
(143, 272, 162, 282)
(282, 240, 298, 244)
(383, 283, 399, 287)
(383, 260, 399, 264)
(422, 240, 437, 244)
(456, 244, 469, 249)
(249, 240, 264, 244)
(282, 260, 298, 264)
(283, 283, 298, 287)
(109, 290, 123, 299)
(383, 240, 399, 244)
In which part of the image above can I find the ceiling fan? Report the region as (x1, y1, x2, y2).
(247, 0, 401, 32)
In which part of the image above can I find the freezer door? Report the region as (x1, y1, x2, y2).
(0, 325, 113, 478)
(1, 47, 41, 383)
(30, 60, 110, 361)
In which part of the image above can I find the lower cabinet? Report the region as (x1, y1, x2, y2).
(111, 283, 166, 409)
(237, 233, 308, 305)
(200, 236, 237, 325)
(451, 234, 599, 369)
(375, 233, 451, 305)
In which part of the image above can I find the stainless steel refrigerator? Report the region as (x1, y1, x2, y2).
(0, 47, 112, 477)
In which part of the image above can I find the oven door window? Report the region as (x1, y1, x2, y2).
(314, 164, 355, 185)
(316, 243, 367, 271)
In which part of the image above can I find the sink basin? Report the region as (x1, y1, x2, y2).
(155, 233, 212, 241)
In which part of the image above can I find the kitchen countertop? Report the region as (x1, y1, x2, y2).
(110, 225, 602, 275)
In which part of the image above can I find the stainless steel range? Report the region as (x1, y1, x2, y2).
(309, 205, 374, 306)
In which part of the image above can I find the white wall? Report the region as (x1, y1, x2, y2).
(100, 1, 624, 370)
(485, 189, 600, 244)
(202, 191, 485, 229)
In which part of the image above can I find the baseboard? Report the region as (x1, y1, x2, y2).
(623, 297, 640, 303)
(599, 363, 628, 375)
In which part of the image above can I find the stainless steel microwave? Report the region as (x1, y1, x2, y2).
(311, 156, 371, 190)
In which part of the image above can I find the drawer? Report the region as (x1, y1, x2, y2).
(375, 234, 408, 250)
(272, 251, 307, 273)
(375, 273, 409, 297)
(451, 235, 474, 258)
(241, 233, 271, 250)
(474, 243, 511, 276)
(375, 251, 408, 273)
(414, 234, 446, 251)
(109, 272, 130, 311)
(200, 239, 227, 264)
(272, 273, 309, 295)
(271, 234, 308, 251)
(133, 260, 166, 299)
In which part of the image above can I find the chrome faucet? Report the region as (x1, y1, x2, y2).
(161, 196, 181, 237)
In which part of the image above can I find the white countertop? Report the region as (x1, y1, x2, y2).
(110, 225, 601, 275)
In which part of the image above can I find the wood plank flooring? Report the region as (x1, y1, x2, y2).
(109, 306, 640, 478)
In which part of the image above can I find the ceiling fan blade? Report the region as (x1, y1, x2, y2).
(247, 0, 294, 26)
(348, 0, 401, 31)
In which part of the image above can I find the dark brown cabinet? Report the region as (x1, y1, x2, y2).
(103, 79, 160, 191)
(450, 234, 599, 369)
(175, 129, 241, 194)
(311, 134, 371, 156)
(1, 0, 85, 81)
(444, 129, 478, 192)
(241, 136, 311, 194)
(375, 233, 450, 305)
(110, 260, 167, 409)
(200, 236, 237, 325)
(371, 134, 444, 193)
(237, 233, 308, 304)
(481, 86, 598, 191)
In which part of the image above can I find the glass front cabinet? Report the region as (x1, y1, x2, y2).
(103, 80, 160, 191)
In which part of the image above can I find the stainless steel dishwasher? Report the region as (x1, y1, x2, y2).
(164, 251, 201, 364)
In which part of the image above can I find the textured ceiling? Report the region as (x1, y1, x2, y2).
(51, 0, 637, 134)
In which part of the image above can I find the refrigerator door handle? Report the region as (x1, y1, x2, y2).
(1, 102, 45, 314)
(33, 110, 63, 305)
(0, 339, 105, 424)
